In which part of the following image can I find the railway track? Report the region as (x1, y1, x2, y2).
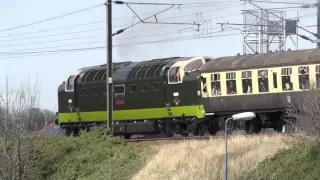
(123, 132, 297, 143)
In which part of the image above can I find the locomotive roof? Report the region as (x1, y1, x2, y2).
(75, 56, 197, 82)
(201, 48, 320, 72)
(85, 57, 191, 71)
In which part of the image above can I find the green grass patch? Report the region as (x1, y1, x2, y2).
(237, 137, 320, 180)
(25, 129, 152, 180)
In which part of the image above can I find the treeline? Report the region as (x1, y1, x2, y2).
(0, 107, 56, 132)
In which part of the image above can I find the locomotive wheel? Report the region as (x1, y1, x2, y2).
(165, 133, 174, 137)
(124, 134, 131, 139)
(72, 128, 80, 137)
(274, 123, 283, 132)
(194, 128, 205, 136)
(181, 133, 189, 137)
(208, 120, 219, 136)
(245, 118, 262, 134)
(194, 123, 205, 136)
(64, 128, 71, 137)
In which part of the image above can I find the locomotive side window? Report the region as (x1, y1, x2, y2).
(298, 66, 310, 90)
(211, 73, 221, 96)
(281, 67, 293, 91)
(114, 85, 125, 95)
(258, 69, 269, 92)
(153, 82, 160, 91)
(66, 76, 75, 91)
(226, 72, 237, 95)
(141, 83, 148, 92)
(316, 65, 320, 88)
(168, 67, 181, 83)
(130, 84, 137, 93)
(242, 71, 252, 94)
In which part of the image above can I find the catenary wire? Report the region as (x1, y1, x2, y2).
(0, 32, 241, 59)
(0, 3, 104, 33)
(0, 3, 241, 40)
(0, 27, 234, 53)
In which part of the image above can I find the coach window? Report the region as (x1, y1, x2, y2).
(114, 85, 125, 95)
(168, 67, 180, 83)
(226, 72, 237, 95)
(242, 71, 253, 94)
(258, 69, 269, 92)
(298, 66, 309, 90)
(281, 67, 293, 91)
(211, 73, 221, 96)
(153, 82, 160, 91)
(316, 65, 320, 88)
(130, 84, 136, 93)
(141, 83, 148, 92)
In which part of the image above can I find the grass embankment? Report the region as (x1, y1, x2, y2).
(133, 135, 291, 180)
(238, 137, 320, 180)
(26, 130, 153, 180)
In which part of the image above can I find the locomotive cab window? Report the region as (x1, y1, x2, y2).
(316, 65, 320, 88)
(65, 75, 75, 91)
(211, 73, 221, 96)
(258, 69, 269, 92)
(298, 66, 309, 90)
(226, 72, 237, 95)
(168, 67, 181, 83)
(242, 71, 253, 94)
(281, 67, 293, 91)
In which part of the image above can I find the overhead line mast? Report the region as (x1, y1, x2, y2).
(106, 0, 113, 132)
(317, 0, 320, 48)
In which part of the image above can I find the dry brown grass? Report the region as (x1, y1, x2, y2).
(132, 134, 293, 180)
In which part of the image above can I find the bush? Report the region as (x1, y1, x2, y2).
(25, 129, 149, 180)
(237, 138, 320, 180)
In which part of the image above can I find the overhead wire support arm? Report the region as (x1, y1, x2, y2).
(126, 4, 200, 30)
(113, 1, 183, 6)
(112, 1, 201, 36)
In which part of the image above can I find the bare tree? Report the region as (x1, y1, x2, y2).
(285, 82, 320, 137)
(0, 76, 40, 180)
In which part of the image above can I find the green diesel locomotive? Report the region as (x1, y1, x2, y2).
(56, 56, 218, 138)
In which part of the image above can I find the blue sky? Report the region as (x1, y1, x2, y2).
(0, 0, 317, 112)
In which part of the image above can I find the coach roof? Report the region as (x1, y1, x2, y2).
(201, 48, 320, 72)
